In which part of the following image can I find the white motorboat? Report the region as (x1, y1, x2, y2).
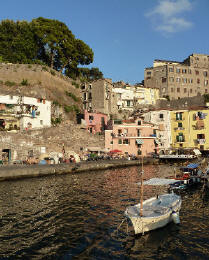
(125, 193, 182, 235)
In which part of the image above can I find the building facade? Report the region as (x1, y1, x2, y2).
(144, 53, 209, 100)
(84, 110, 108, 134)
(80, 79, 118, 116)
(0, 95, 51, 130)
(105, 118, 157, 157)
(170, 108, 209, 151)
(143, 110, 172, 151)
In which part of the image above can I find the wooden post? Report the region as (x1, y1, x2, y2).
(140, 156, 144, 217)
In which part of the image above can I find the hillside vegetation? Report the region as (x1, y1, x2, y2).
(0, 63, 82, 120)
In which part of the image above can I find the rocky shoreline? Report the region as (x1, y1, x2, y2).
(0, 158, 157, 181)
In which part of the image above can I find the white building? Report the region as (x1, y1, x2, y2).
(143, 110, 172, 151)
(0, 95, 51, 130)
(112, 88, 134, 111)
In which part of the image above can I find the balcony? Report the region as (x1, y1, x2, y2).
(197, 139, 206, 144)
(174, 127, 185, 131)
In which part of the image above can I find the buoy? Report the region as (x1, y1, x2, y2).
(172, 211, 180, 224)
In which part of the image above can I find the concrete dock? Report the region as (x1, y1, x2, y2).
(0, 158, 156, 181)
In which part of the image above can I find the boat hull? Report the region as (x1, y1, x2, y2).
(125, 194, 181, 235)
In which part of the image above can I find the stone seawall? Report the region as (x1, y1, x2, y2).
(0, 158, 157, 181)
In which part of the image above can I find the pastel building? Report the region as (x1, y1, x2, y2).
(134, 85, 160, 106)
(84, 110, 108, 134)
(0, 95, 51, 130)
(112, 87, 134, 111)
(105, 118, 157, 157)
(143, 110, 172, 151)
(170, 108, 209, 151)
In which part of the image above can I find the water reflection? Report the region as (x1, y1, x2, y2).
(0, 165, 208, 259)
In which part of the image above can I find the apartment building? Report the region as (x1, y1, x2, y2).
(105, 118, 157, 157)
(0, 95, 51, 130)
(170, 107, 209, 151)
(143, 109, 172, 151)
(80, 78, 118, 116)
(144, 53, 209, 100)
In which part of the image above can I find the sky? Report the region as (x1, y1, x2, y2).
(0, 0, 209, 84)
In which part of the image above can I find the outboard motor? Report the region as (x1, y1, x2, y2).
(172, 211, 180, 224)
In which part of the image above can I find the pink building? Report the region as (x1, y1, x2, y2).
(105, 118, 157, 157)
(84, 110, 108, 134)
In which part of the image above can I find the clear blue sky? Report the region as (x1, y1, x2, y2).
(0, 0, 208, 84)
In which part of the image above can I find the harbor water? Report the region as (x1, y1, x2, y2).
(0, 164, 209, 259)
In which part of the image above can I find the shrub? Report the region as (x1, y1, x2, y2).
(5, 81, 16, 86)
(65, 91, 79, 102)
(51, 117, 62, 125)
(21, 79, 29, 86)
(28, 65, 32, 69)
(50, 70, 56, 76)
(72, 81, 79, 88)
(42, 66, 48, 72)
(64, 105, 80, 114)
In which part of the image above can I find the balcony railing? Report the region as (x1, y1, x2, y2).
(197, 139, 206, 144)
(174, 127, 185, 130)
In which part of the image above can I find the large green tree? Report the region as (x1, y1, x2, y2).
(0, 17, 97, 78)
(0, 19, 38, 63)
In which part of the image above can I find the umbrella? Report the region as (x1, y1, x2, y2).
(109, 149, 122, 154)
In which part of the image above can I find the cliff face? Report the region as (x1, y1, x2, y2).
(0, 63, 82, 113)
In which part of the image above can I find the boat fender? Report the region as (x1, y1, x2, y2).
(172, 211, 180, 224)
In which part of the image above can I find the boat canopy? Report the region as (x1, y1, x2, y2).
(140, 178, 180, 186)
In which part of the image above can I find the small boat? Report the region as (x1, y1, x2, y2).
(124, 159, 182, 235)
(125, 193, 181, 235)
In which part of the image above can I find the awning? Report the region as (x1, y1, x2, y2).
(136, 139, 144, 144)
(186, 163, 199, 169)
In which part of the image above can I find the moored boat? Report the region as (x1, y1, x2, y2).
(125, 193, 182, 235)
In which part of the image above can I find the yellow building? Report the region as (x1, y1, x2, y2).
(170, 108, 209, 151)
(135, 86, 159, 105)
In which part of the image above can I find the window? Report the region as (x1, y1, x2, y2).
(162, 88, 166, 93)
(138, 120, 141, 125)
(205, 89, 208, 93)
(169, 67, 174, 72)
(176, 112, 183, 120)
(10, 95, 13, 100)
(171, 88, 174, 92)
(176, 68, 180, 73)
(127, 100, 130, 107)
(178, 122, 182, 128)
(89, 115, 94, 120)
(188, 79, 193, 84)
(147, 71, 151, 75)
(195, 70, 199, 75)
(40, 120, 43, 125)
(176, 78, 181, 83)
(83, 93, 87, 100)
(177, 88, 180, 93)
(197, 79, 200, 84)
(203, 71, 208, 77)
(184, 88, 187, 93)
(159, 114, 164, 119)
(118, 139, 122, 144)
(176, 133, 184, 142)
(182, 69, 187, 73)
(204, 80, 208, 86)
(137, 129, 140, 136)
(190, 89, 193, 93)
(89, 84, 92, 89)
(183, 78, 187, 83)
(169, 77, 174, 82)
(123, 139, 129, 144)
(188, 69, 192, 74)
(118, 129, 122, 136)
(162, 77, 166, 83)
(88, 92, 92, 99)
